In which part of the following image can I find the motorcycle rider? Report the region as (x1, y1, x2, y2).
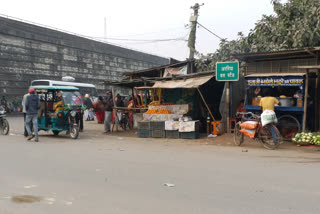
(1, 96, 7, 109)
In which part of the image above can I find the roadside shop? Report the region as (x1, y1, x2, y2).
(134, 72, 225, 139)
(234, 48, 320, 139)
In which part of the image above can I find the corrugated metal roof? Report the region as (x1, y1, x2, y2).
(233, 47, 320, 60)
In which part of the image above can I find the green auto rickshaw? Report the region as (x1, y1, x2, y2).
(30, 86, 85, 139)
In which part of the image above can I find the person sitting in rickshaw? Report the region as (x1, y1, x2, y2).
(54, 93, 64, 113)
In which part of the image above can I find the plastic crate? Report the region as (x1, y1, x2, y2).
(138, 121, 150, 130)
(165, 130, 179, 139)
(150, 121, 165, 130)
(138, 129, 151, 138)
(179, 131, 200, 139)
(151, 129, 166, 138)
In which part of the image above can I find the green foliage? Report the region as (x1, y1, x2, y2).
(196, 0, 320, 71)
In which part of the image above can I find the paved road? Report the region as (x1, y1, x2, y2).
(0, 116, 320, 214)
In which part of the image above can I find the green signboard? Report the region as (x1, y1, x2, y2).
(216, 61, 239, 81)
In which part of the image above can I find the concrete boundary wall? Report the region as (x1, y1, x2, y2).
(0, 16, 168, 102)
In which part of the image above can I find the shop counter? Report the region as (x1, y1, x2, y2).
(245, 105, 304, 112)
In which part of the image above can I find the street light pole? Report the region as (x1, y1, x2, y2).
(188, 3, 203, 60)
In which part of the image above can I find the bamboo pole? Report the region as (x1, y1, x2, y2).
(197, 87, 216, 123)
(302, 69, 309, 132)
(158, 89, 162, 104)
(315, 69, 319, 130)
(226, 82, 230, 133)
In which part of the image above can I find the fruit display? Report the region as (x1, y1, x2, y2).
(145, 109, 172, 114)
(292, 132, 320, 145)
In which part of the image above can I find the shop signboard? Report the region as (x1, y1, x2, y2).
(216, 61, 239, 81)
(246, 76, 304, 88)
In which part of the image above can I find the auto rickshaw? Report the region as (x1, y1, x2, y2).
(30, 86, 85, 139)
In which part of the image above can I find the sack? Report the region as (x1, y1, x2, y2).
(240, 128, 256, 138)
(261, 110, 277, 127)
(240, 121, 258, 130)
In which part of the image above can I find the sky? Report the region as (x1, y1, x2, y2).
(1, 0, 277, 60)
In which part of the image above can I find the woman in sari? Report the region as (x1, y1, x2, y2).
(94, 96, 105, 124)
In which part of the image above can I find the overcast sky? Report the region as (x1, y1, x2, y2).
(1, 0, 277, 60)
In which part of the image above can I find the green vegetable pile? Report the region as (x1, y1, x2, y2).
(292, 132, 320, 145)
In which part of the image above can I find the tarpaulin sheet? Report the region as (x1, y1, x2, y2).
(136, 75, 213, 89)
(163, 65, 188, 77)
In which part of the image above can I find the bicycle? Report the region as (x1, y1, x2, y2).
(234, 112, 282, 150)
(116, 110, 133, 131)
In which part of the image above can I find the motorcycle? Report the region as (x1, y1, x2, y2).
(0, 106, 9, 135)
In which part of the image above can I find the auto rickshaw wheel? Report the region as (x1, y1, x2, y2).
(70, 125, 79, 139)
(52, 130, 60, 136)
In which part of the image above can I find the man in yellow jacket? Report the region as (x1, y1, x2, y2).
(259, 90, 281, 112)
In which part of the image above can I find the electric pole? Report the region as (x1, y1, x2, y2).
(104, 17, 107, 41)
(188, 3, 203, 60)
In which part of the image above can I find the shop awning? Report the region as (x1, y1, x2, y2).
(136, 75, 214, 89)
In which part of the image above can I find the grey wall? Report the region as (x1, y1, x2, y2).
(0, 16, 168, 102)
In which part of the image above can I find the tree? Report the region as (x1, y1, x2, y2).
(196, 0, 320, 71)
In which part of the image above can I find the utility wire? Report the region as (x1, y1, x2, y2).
(92, 36, 187, 42)
(109, 26, 187, 38)
(197, 22, 224, 40)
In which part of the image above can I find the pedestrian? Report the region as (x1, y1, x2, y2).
(25, 88, 40, 142)
(84, 94, 94, 121)
(123, 96, 129, 108)
(12, 97, 20, 112)
(88, 94, 95, 121)
(115, 94, 124, 125)
(116, 94, 124, 107)
(94, 96, 105, 123)
(1, 96, 7, 108)
(104, 91, 113, 133)
(22, 92, 31, 137)
(74, 95, 84, 132)
(259, 90, 281, 112)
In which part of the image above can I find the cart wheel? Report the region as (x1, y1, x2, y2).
(277, 114, 301, 141)
(0, 119, 9, 135)
(258, 124, 281, 150)
(234, 122, 244, 146)
(70, 125, 79, 139)
(52, 130, 60, 136)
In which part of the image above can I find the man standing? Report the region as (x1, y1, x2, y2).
(25, 88, 40, 142)
(259, 90, 281, 112)
(22, 92, 30, 137)
(104, 91, 113, 134)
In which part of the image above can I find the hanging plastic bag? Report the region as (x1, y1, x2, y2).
(261, 110, 277, 127)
